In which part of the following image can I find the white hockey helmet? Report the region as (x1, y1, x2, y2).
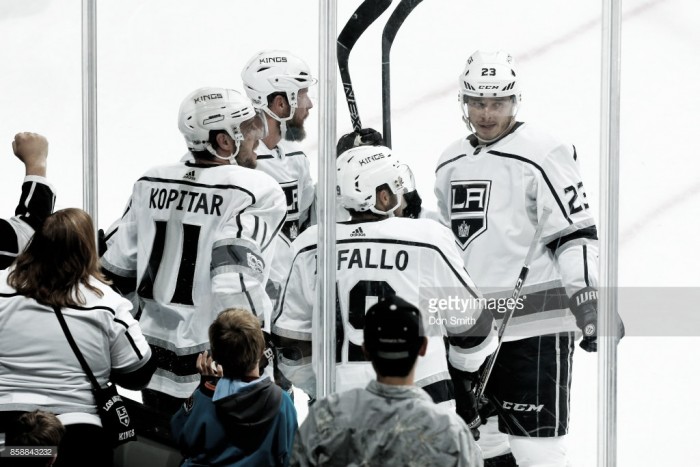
(178, 87, 266, 163)
(336, 145, 414, 217)
(241, 49, 318, 123)
(459, 50, 521, 100)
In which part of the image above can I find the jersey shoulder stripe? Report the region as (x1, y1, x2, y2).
(137, 176, 257, 202)
(435, 153, 468, 174)
(488, 150, 572, 225)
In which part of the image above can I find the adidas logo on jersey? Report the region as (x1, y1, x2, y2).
(183, 170, 196, 181)
(350, 227, 365, 237)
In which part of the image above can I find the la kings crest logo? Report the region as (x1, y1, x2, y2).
(450, 180, 491, 250)
(280, 180, 301, 239)
(117, 406, 130, 426)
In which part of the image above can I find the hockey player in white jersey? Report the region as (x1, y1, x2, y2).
(273, 145, 497, 429)
(434, 50, 624, 467)
(101, 87, 287, 415)
(241, 48, 316, 254)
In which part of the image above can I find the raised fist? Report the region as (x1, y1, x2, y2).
(12, 132, 48, 177)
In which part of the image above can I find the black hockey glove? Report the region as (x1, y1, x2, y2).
(403, 189, 423, 219)
(448, 362, 482, 440)
(262, 331, 294, 400)
(477, 394, 497, 422)
(569, 287, 625, 352)
(570, 287, 598, 352)
(336, 127, 384, 156)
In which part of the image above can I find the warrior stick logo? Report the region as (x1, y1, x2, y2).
(450, 180, 491, 250)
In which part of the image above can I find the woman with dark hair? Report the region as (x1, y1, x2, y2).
(0, 208, 155, 467)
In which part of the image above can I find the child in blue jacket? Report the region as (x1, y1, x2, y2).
(171, 308, 297, 466)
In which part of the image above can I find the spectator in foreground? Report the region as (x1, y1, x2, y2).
(171, 308, 297, 466)
(292, 295, 483, 467)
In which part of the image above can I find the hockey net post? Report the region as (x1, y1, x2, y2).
(474, 207, 553, 399)
(337, 0, 393, 132)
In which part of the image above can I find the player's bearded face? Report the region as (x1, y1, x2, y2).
(284, 88, 313, 142)
(465, 96, 516, 141)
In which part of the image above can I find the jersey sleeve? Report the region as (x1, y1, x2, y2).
(0, 176, 56, 270)
(433, 156, 452, 229)
(100, 190, 140, 295)
(298, 156, 316, 229)
(428, 224, 497, 373)
(210, 179, 287, 330)
(106, 288, 152, 373)
(271, 240, 317, 396)
(265, 233, 294, 312)
(534, 144, 599, 296)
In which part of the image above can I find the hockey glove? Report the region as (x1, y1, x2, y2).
(570, 287, 626, 352)
(262, 331, 294, 400)
(336, 127, 384, 156)
(448, 362, 482, 440)
(570, 287, 599, 352)
(478, 394, 497, 423)
(403, 189, 423, 219)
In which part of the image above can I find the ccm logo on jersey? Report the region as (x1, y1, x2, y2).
(502, 401, 544, 412)
(450, 180, 491, 250)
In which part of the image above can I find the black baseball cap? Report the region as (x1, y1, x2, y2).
(364, 295, 424, 376)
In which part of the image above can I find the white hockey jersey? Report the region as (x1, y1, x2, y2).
(256, 140, 315, 241)
(273, 217, 497, 400)
(101, 161, 286, 399)
(255, 140, 315, 309)
(434, 122, 599, 341)
(0, 271, 151, 420)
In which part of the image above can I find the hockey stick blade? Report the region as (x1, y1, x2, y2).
(474, 207, 553, 399)
(381, 0, 425, 147)
(338, 0, 393, 132)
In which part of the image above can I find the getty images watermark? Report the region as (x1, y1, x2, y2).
(425, 295, 524, 327)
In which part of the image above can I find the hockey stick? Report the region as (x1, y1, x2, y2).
(474, 207, 553, 399)
(381, 0, 424, 147)
(338, 0, 394, 131)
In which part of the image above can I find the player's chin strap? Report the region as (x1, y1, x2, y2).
(369, 192, 404, 218)
(206, 143, 240, 165)
(204, 127, 243, 165)
(262, 104, 296, 143)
